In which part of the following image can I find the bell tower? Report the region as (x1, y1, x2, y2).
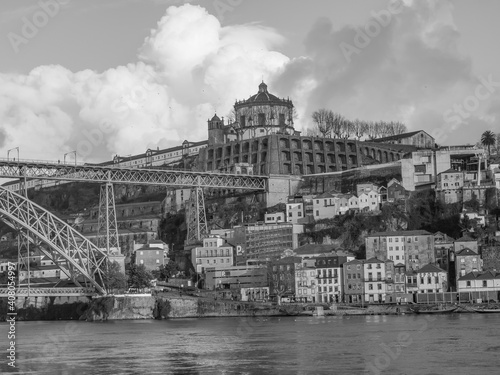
(208, 114, 224, 145)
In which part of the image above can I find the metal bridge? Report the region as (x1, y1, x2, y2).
(0, 159, 267, 190)
(0, 158, 268, 298)
(0, 186, 108, 295)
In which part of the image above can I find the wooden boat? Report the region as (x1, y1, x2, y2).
(410, 306, 457, 314)
(470, 307, 500, 313)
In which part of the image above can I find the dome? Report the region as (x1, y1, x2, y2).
(236, 82, 293, 107)
(210, 114, 221, 122)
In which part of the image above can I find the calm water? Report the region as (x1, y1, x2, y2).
(1, 314, 500, 374)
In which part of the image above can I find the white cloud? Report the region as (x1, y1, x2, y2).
(0, 3, 289, 162)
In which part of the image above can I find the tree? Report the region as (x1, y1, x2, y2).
(152, 260, 179, 281)
(103, 261, 127, 293)
(381, 201, 408, 231)
(481, 130, 496, 155)
(127, 264, 154, 290)
(312, 109, 333, 137)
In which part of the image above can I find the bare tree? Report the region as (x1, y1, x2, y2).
(312, 109, 333, 137)
(351, 119, 368, 140)
(392, 121, 407, 135)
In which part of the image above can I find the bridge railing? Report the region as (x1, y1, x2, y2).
(0, 287, 96, 296)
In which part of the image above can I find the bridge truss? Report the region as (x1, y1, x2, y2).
(0, 159, 267, 296)
(0, 159, 267, 190)
(0, 186, 110, 295)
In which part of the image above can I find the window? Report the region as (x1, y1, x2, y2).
(377, 284, 382, 290)
(140, 259, 144, 264)
(156, 259, 160, 264)
(466, 281, 471, 287)
(369, 284, 373, 290)
(483, 281, 487, 287)
(427, 277, 432, 284)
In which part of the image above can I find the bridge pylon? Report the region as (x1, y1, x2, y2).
(186, 186, 208, 245)
(97, 182, 120, 255)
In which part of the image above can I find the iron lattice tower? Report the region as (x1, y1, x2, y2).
(97, 182, 120, 254)
(186, 186, 208, 245)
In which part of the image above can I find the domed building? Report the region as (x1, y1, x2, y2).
(208, 82, 297, 146)
(200, 82, 405, 177)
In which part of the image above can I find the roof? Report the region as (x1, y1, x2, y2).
(316, 191, 340, 199)
(344, 259, 364, 265)
(394, 263, 406, 267)
(455, 235, 476, 242)
(417, 264, 446, 274)
(368, 230, 432, 237)
(371, 130, 432, 143)
(440, 168, 460, 174)
(235, 82, 293, 107)
(457, 271, 500, 281)
(365, 257, 384, 264)
(455, 248, 478, 256)
(293, 244, 335, 255)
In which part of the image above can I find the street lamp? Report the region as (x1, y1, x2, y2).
(64, 151, 77, 165)
(7, 147, 19, 161)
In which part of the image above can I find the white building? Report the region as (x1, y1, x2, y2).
(286, 202, 304, 224)
(295, 259, 317, 303)
(312, 192, 340, 220)
(264, 212, 285, 224)
(191, 236, 235, 273)
(416, 264, 448, 293)
(358, 190, 380, 212)
(457, 271, 500, 294)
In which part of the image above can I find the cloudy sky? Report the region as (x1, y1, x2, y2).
(1, 0, 500, 163)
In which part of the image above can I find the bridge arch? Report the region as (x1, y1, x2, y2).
(0, 186, 108, 295)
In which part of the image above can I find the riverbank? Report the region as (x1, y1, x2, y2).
(1, 295, 498, 321)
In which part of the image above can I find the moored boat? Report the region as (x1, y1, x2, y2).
(470, 307, 500, 313)
(410, 306, 457, 314)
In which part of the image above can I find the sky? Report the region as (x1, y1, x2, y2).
(1, 0, 500, 163)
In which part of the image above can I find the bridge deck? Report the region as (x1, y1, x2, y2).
(0, 159, 267, 190)
(0, 287, 97, 297)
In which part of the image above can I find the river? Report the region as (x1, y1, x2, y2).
(1, 314, 500, 374)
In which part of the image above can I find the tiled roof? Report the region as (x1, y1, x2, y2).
(365, 257, 384, 264)
(456, 248, 478, 256)
(440, 168, 459, 174)
(344, 259, 364, 265)
(417, 264, 446, 274)
(455, 235, 476, 242)
(457, 271, 500, 281)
